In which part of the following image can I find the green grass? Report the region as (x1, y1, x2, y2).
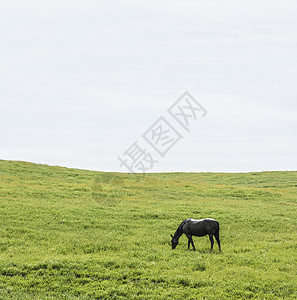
(0, 160, 296, 299)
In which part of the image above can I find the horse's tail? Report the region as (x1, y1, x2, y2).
(215, 220, 220, 235)
(214, 220, 221, 251)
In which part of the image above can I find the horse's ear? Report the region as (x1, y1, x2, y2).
(170, 234, 174, 238)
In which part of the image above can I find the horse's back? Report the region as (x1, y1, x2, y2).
(187, 218, 218, 224)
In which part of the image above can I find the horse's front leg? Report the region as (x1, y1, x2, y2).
(187, 235, 196, 251)
(187, 238, 191, 250)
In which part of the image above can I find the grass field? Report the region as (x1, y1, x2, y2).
(0, 160, 296, 299)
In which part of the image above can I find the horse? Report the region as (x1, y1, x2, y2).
(170, 218, 221, 251)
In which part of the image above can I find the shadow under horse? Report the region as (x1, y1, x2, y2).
(170, 218, 221, 251)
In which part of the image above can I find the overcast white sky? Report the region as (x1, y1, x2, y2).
(1, 0, 296, 172)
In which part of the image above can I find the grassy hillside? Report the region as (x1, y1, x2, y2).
(0, 160, 296, 299)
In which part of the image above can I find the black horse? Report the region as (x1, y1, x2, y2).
(170, 218, 221, 251)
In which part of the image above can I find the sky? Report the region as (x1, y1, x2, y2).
(1, 0, 296, 173)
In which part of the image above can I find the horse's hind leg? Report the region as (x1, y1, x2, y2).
(187, 235, 196, 251)
(214, 232, 221, 251)
(209, 234, 214, 251)
(190, 237, 196, 251)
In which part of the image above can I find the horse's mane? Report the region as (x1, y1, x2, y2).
(174, 219, 187, 237)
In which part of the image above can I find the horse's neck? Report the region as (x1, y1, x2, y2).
(174, 228, 183, 239)
(174, 220, 186, 239)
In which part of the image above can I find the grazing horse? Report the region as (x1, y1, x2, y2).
(170, 218, 221, 251)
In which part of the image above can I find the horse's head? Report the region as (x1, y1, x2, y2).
(170, 234, 178, 249)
